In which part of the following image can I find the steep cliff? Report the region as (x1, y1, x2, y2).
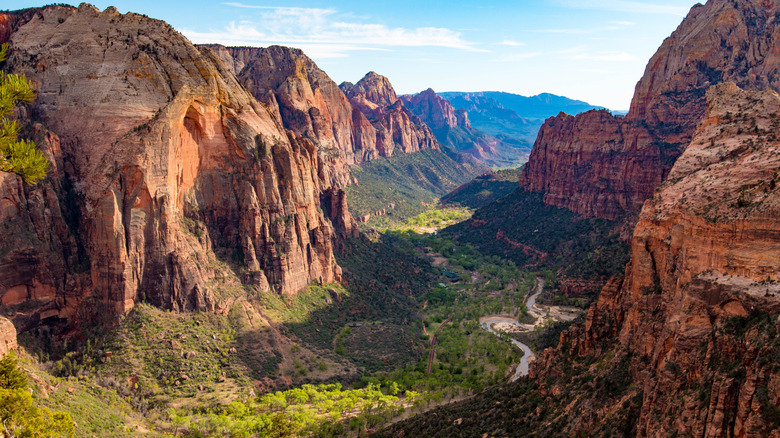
(531, 83, 780, 437)
(340, 72, 438, 157)
(521, 0, 780, 220)
(401, 89, 528, 167)
(0, 4, 351, 332)
(378, 82, 780, 438)
(205, 44, 377, 182)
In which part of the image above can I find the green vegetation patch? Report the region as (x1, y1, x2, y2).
(445, 189, 629, 302)
(344, 148, 483, 229)
(441, 167, 524, 209)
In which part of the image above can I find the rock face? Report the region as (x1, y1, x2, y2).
(0, 317, 17, 356)
(520, 0, 780, 220)
(401, 89, 512, 165)
(532, 83, 780, 437)
(0, 5, 351, 332)
(340, 72, 438, 157)
(205, 45, 378, 180)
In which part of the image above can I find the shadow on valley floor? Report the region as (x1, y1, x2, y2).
(444, 189, 630, 304)
(276, 233, 439, 379)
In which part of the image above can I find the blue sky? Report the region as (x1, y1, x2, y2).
(7, 1, 700, 110)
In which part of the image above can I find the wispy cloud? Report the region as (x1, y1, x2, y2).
(181, 4, 483, 57)
(500, 40, 525, 46)
(556, 0, 690, 16)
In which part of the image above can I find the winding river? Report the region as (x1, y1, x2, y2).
(479, 278, 544, 381)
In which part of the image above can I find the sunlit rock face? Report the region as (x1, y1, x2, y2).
(0, 4, 355, 332)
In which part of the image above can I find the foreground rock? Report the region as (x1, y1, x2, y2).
(533, 83, 780, 437)
(0, 4, 351, 332)
(0, 317, 17, 357)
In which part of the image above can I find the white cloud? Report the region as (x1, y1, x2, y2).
(182, 4, 483, 57)
(556, 0, 690, 16)
(500, 40, 526, 46)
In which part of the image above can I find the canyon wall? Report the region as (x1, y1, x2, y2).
(206, 44, 377, 183)
(401, 89, 514, 165)
(0, 4, 353, 332)
(520, 0, 780, 220)
(531, 83, 780, 437)
(340, 72, 439, 157)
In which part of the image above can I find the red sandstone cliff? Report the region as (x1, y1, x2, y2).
(205, 45, 378, 181)
(340, 72, 438, 157)
(521, 0, 780, 220)
(531, 83, 780, 437)
(0, 4, 354, 332)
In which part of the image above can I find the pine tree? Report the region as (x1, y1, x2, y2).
(0, 43, 49, 184)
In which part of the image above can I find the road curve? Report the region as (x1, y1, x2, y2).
(479, 278, 544, 381)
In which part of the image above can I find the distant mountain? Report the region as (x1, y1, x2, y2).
(400, 89, 530, 168)
(440, 91, 604, 120)
(436, 92, 602, 157)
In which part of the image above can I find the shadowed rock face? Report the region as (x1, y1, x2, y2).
(532, 83, 780, 437)
(0, 4, 353, 331)
(521, 0, 780, 220)
(340, 72, 439, 157)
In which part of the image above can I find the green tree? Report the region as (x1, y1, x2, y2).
(0, 353, 26, 390)
(0, 43, 49, 184)
(0, 353, 74, 437)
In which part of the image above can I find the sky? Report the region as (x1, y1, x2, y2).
(6, 1, 701, 110)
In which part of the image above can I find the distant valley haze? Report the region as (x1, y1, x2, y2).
(5, 0, 699, 110)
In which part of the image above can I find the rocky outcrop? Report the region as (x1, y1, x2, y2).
(401, 89, 512, 165)
(340, 72, 438, 157)
(531, 83, 780, 437)
(401, 89, 469, 132)
(0, 4, 350, 332)
(205, 45, 377, 180)
(520, 0, 780, 220)
(521, 110, 660, 218)
(0, 317, 18, 356)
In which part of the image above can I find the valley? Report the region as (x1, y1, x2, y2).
(1, 1, 780, 437)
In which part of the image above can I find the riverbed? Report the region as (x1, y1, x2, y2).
(479, 278, 544, 381)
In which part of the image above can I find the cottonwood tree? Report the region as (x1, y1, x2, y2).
(0, 43, 49, 184)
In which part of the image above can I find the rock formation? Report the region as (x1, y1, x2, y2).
(520, 0, 780, 220)
(401, 88, 515, 165)
(340, 72, 438, 157)
(0, 317, 17, 357)
(205, 44, 378, 181)
(0, 4, 353, 332)
(531, 83, 780, 437)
